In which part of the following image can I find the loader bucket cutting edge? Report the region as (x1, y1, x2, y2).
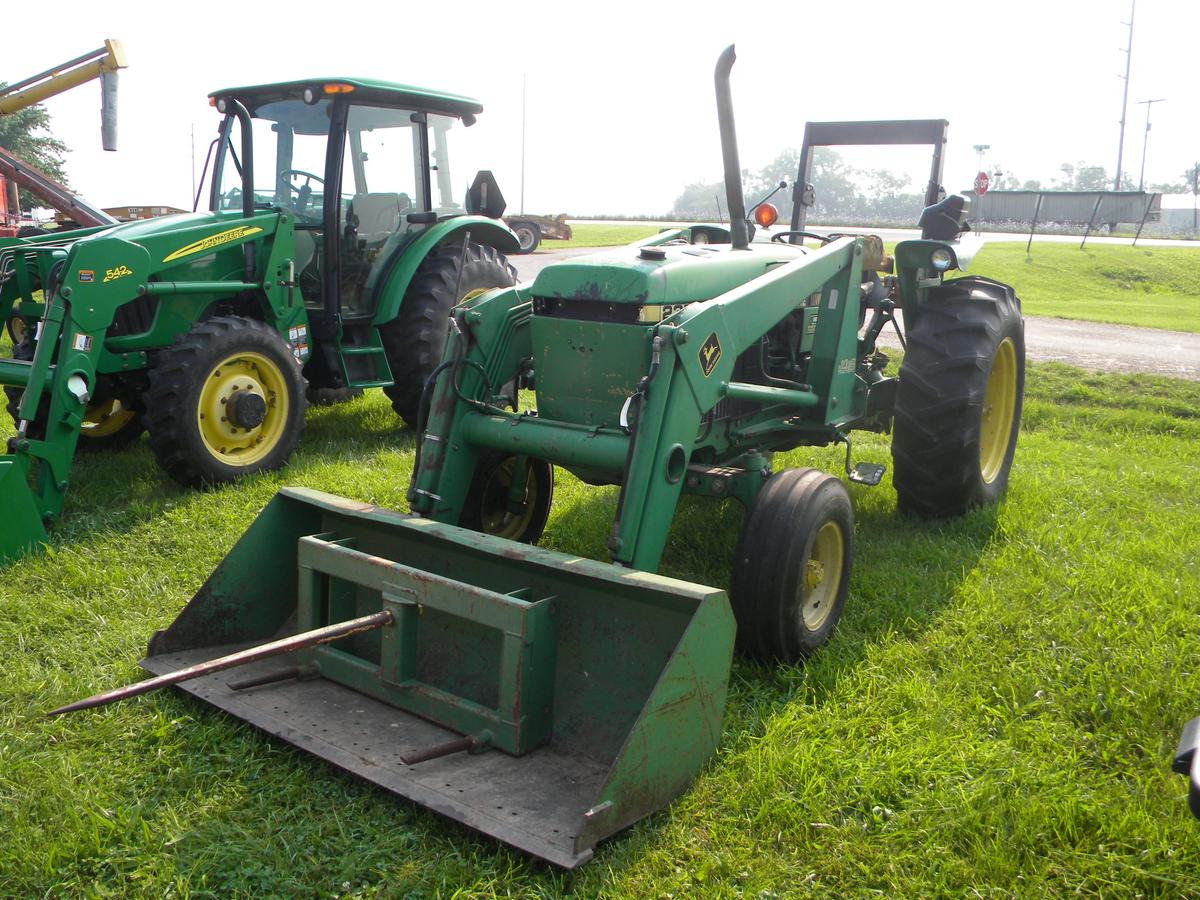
(0, 458, 50, 563)
(140, 487, 734, 867)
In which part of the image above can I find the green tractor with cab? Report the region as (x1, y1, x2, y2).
(0, 76, 521, 561)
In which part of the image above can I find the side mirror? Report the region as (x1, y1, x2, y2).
(466, 170, 506, 219)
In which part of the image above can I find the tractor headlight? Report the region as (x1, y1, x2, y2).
(930, 247, 955, 271)
(303, 87, 317, 105)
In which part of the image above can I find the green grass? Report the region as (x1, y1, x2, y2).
(543, 223, 660, 249)
(2, 364, 1200, 895)
(971, 243, 1200, 333)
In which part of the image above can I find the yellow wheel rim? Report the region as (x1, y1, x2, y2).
(81, 398, 136, 438)
(979, 336, 1018, 484)
(801, 521, 844, 631)
(196, 351, 289, 467)
(460, 286, 494, 305)
(478, 458, 540, 541)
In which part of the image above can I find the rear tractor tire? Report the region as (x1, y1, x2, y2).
(730, 468, 854, 664)
(145, 316, 307, 487)
(891, 277, 1025, 518)
(381, 242, 517, 428)
(458, 452, 554, 544)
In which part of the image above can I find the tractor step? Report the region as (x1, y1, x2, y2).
(848, 462, 886, 486)
(336, 327, 393, 389)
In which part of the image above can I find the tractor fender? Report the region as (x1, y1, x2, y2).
(370, 216, 520, 327)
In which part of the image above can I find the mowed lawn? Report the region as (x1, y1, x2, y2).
(974, 243, 1200, 334)
(0, 360, 1198, 895)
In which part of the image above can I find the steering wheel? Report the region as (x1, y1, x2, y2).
(280, 169, 325, 193)
(770, 230, 832, 245)
(279, 169, 325, 213)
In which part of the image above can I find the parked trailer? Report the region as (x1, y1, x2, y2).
(502, 213, 572, 253)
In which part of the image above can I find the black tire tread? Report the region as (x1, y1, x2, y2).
(730, 467, 854, 664)
(380, 242, 517, 426)
(891, 277, 1025, 518)
(458, 452, 554, 544)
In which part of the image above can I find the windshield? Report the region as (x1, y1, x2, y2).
(429, 113, 482, 214)
(212, 99, 476, 229)
(343, 105, 423, 221)
(215, 98, 334, 223)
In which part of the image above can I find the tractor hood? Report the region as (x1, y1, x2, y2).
(70, 209, 248, 246)
(530, 241, 806, 307)
(61, 209, 280, 278)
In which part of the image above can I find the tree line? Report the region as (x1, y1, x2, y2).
(671, 149, 1200, 224)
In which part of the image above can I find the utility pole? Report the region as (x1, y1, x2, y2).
(520, 73, 527, 216)
(1114, 0, 1135, 190)
(1136, 98, 1166, 191)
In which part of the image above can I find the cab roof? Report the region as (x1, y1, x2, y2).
(209, 78, 483, 119)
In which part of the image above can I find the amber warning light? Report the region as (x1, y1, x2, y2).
(753, 203, 778, 228)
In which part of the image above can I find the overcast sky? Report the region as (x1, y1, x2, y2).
(5, 0, 1197, 217)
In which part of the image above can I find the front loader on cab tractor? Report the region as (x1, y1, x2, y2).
(58, 48, 1025, 867)
(0, 77, 520, 562)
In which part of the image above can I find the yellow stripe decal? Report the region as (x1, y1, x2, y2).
(163, 226, 264, 263)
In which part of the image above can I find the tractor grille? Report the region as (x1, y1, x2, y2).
(532, 296, 641, 325)
(109, 294, 158, 337)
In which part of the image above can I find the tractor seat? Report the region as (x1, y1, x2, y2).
(349, 193, 411, 244)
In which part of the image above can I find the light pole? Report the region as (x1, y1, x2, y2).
(520, 73, 527, 216)
(1114, 0, 1135, 190)
(973, 144, 990, 174)
(1136, 98, 1166, 192)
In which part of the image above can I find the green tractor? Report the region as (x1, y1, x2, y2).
(58, 48, 1024, 866)
(0, 77, 520, 561)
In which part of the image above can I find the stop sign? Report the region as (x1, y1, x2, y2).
(974, 171, 990, 195)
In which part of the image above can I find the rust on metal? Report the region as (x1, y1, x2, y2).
(400, 733, 487, 765)
(48, 611, 394, 716)
(227, 665, 304, 692)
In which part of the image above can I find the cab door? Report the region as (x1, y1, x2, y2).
(335, 105, 427, 319)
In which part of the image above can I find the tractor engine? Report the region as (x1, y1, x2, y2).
(526, 233, 894, 460)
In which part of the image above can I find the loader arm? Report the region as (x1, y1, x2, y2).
(411, 235, 866, 571)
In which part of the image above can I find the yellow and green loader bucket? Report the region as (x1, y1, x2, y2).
(136, 488, 734, 867)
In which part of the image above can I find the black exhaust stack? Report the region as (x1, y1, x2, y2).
(714, 45, 749, 250)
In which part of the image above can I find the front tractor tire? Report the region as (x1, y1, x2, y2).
(458, 452, 554, 544)
(891, 277, 1025, 518)
(145, 316, 308, 487)
(730, 468, 854, 664)
(4, 339, 145, 452)
(381, 242, 517, 427)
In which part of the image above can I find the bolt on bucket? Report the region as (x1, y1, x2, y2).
(138, 487, 734, 868)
